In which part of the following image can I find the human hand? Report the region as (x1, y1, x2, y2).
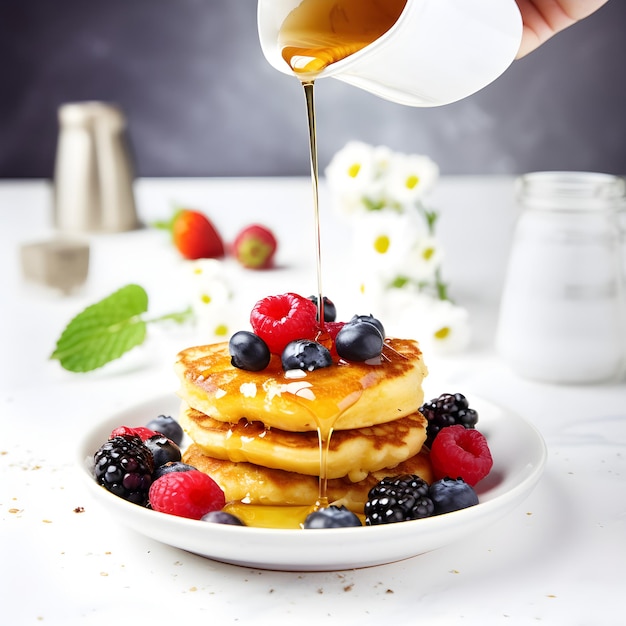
(515, 0, 609, 58)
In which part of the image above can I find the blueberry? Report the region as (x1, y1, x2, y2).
(144, 435, 182, 469)
(335, 321, 383, 362)
(146, 414, 184, 446)
(308, 295, 337, 322)
(201, 510, 246, 526)
(229, 330, 271, 371)
(281, 339, 332, 372)
(428, 477, 479, 515)
(348, 314, 385, 339)
(303, 505, 362, 529)
(153, 461, 196, 480)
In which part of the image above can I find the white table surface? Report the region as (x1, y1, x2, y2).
(1, 176, 625, 625)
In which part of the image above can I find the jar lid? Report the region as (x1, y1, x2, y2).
(516, 171, 626, 210)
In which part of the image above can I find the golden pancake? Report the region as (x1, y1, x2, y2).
(174, 338, 428, 432)
(182, 443, 433, 514)
(179, 402, 427, 482)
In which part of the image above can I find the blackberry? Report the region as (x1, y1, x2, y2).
(420, 392, 478, 448)
(364, 474, 434, 525)
(93, 435, 154, 505)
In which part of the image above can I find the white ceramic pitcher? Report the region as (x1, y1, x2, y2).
(258, 0, 522, 107)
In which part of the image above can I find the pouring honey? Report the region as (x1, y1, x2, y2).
(264, 0, 408, 524)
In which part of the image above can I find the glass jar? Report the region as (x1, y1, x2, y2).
(496, 171, 626, 384)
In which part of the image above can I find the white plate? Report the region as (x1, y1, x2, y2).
(77, 394, 547, 571)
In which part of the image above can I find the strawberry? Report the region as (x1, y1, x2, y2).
(155, 209, 225, 260)
(233, 224, 277, 269)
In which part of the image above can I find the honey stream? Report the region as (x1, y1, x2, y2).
(227, 1, 407, 529)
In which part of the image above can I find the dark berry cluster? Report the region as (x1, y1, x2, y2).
(94, 416, 183, 505)
(420, 392, 479, 448)
(364, 474, 478, 526)
(92, 415, 245, 524)
(93, 435, 154, 505)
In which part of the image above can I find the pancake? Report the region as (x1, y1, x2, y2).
(183, 443, 433, 514)
(174, 338, 428, 432)
(179, 401, 427, 482)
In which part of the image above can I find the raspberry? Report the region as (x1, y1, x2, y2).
(110, 425, 159, 441)
(250, 293, 318, 354)
(93, 435, 154, 505)
(318, 321, 345, 359)
(148, 469, 226, 520)
(420, 392, 479, 448)
(429, 425, 493, 486)
(364, 474, 434, 525)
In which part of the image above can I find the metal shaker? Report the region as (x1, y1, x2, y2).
(53, 102, 139, 233)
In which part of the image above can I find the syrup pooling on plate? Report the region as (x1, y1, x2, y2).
(279, 0, 408, 77)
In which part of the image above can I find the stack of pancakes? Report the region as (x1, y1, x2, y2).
(175, 337, 431, 514)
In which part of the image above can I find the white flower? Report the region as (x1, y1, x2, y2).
(371, 144, 395, 177)
(379, 290, 436, 339)
(182, 259, 241, 342)
(383, 152, 439, 205)
(382, 293, 471, 355)
(185, 259, 232, 309)
(403, 234, 445, 283)
(351, 211, 425, 283)
(324, 141, 383, 216)
(325, 142, 469, 353)
(420, 299, 471, 355)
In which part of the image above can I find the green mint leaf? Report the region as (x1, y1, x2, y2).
(50, 284, 149, 372)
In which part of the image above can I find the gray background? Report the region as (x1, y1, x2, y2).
(1, 0, 625, 179)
